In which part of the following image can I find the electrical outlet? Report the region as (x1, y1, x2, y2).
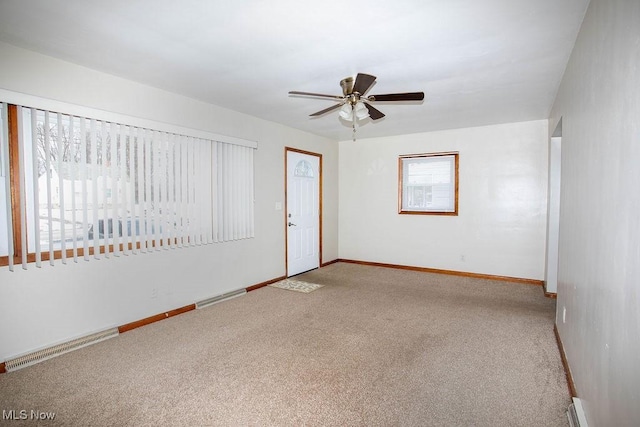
(460, 255, 466, 262)
(562, 306, 566, 323)
(151, 288, 158, 299)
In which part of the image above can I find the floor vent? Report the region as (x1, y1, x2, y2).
(196, 289, 246, 309)
(567, 397, 588, 427)
(5, 328, 119, 372)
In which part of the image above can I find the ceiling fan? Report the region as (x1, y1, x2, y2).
(289, 73, 424, 139)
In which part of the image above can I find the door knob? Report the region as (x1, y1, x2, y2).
(288, 222, 297, 227)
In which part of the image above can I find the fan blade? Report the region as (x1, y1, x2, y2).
(353, 73, 377, 95)
(310, 103, 344, 117)
(289, 91, 344, 100)
(368, 92, 425, 102)
(364, 103, 385, 120)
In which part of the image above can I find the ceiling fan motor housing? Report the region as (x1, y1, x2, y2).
(340, 77, 354, 96)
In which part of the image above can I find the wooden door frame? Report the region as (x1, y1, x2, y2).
(284, 147, 323, 277)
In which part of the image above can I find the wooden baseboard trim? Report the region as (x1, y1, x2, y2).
(321, 259, 339, 267)
(246, 275, 287, 292)
(337, 259, 544, 286)
(543, 281, 558, 298)
(118, 273, 290, 332)
(0, 275, 288, 374)
(118, 304, 196, 334)
(554, 324, 577, 397)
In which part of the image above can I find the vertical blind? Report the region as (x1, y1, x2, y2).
(0, 103, 13, 268)
(1, 103, 255, 271)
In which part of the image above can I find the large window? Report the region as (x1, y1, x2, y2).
(399, 152, 459, 215)
(0, 102, 255, 270)
(0, 103, 11, 258)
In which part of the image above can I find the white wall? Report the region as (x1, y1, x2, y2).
(550, 0, 640, 425)
(339, 120, 548, 280)
(0, 42, 339, 360)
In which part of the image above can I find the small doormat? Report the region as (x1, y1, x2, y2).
(269, 279, 324, 293)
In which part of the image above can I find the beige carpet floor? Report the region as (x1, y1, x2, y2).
(0, 263, 570, 426)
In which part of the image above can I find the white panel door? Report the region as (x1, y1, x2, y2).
(286, 150, 319, 276)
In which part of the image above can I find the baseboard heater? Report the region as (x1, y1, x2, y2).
(4, 290, 245, 372)
(4, 327, 119, 372)
(568, 397, 588, 427)
(196, 288, 246, 309)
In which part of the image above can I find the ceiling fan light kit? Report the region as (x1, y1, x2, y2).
(289, 73, 424, 141)
(339, 101, 370, 121)
(354, 101, 370, 120)
(338, 103, 354, 120)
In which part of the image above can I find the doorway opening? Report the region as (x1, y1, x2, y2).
(545, 119, 562, 295)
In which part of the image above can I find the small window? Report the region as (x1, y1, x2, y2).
(294, 160, 314, 178)
(399, 152, 458, 215)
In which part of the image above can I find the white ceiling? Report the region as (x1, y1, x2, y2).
(0, 0, 589, 141)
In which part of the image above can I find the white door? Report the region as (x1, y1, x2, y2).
(286, 150, 320, 276)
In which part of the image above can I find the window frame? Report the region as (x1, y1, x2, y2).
(398, 151, 459, 216)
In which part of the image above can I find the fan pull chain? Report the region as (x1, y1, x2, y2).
(352, 120, 356, 142)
